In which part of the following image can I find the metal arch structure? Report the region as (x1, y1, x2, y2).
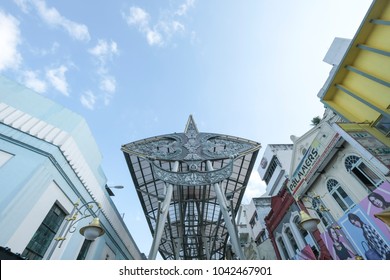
(122, 116, 261, 260)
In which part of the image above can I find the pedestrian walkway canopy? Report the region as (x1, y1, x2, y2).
(122, 116, 261, 260)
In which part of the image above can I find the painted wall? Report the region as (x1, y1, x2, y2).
(321, 181, 390, 260)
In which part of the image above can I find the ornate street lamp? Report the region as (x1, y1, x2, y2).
(55, 200, 105, 247)
(299, 210, 320, 232)
(79, 217, 105, 240)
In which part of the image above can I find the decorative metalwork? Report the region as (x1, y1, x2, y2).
(121, 115, 261, 260)
(122, 117, 259, 163)
(123, 137, 182, 160)
(152, 160, 234, 186)
(202, 136, 253, 159)
(54, 200, 103, 248)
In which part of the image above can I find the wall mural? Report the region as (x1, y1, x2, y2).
(334, 181, 390, 260)
(322, 223, 359, 260)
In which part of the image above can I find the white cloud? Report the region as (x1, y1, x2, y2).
(172, 21, 185, 32)
(0, 10, 22, 71)
(23, 70, 47, 93)
(125, 6, 149, 27)
(100, 76, 116, 94)
(88, 39, 118, 106)
(123, 7, 162, 46)
(89, 39, 118, 63)
(146, 28, 163, 46)
(80, 90, 96, 110)
(13, 0, 30, 13)
(175, 0, 195, 16)
(46, 65, 69, 96)
(17, 0, 90, 41)
(123, 3, 192, 47)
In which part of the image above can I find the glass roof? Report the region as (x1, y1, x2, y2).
(122, 116, 260, 259)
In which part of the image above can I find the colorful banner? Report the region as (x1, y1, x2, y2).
(288, 132, 342, 199)
(320, 181, 390, 260)
(336, 182, 390, 260)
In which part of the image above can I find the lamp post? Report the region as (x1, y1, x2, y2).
(296, 194, 324, 259)
(54, 200, 105, 248)
(105, 185, 124, 196)
(299, 210, 320, 232)
(297, 194, 321, 231)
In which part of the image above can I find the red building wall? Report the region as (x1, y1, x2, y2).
(265, 187, 332, 260)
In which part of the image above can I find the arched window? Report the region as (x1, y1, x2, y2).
(327, 179, 354, 211)
(344, 155, 360, 172)
(311, 197, 333, 228)
(285, 227, 299, 254)
(277, 236, 289, 260)
(344, 155, 383, 193)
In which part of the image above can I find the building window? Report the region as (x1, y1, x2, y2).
(77, 239, 93, 260)
(22, 203, 66, 260)
(277, 237, 289, 260)
(375, 115, 390, 137)
(285, 227, 299, 254)
(263, 157, 280, 184)
(249, 212, 258, 228)
(344, 155, 383, 192)
(255, 230, 267, 246)
(327, 179, 354, 212)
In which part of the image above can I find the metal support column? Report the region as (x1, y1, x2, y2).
(148, 161, 179, 260)
(206, 160, 245, 260)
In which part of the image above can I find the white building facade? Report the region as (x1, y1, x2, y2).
(258, 144, 293, 196)
(0, 76, 143, 260)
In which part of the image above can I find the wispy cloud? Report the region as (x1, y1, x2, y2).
(123, 7, 162, 46)
(13, 0, 30, 13)
(122, 0, 195, 47)
(175, 0, 195, 16)
(46, 65, 69, 96)
(0, 10, 22, 71)
(88, 39, 118, 106)
(89, 39, 118, 63)
(100, 76, 116, 94)
(22, 70, 47, 93)
(80, 90, 96, 110)
(125, 6, 149, 26)
(29, 41, 60, 57)
(14, 0, 90, 41)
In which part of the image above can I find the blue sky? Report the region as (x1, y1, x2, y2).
(0, 0, 372, 256)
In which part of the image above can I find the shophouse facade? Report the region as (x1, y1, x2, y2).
(235, 197, 276, 260)
(308, 0, 390, 259)
(262, 141, 329, 260)
(289, 110, 390, 260)
(236, 201, 262, 259)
